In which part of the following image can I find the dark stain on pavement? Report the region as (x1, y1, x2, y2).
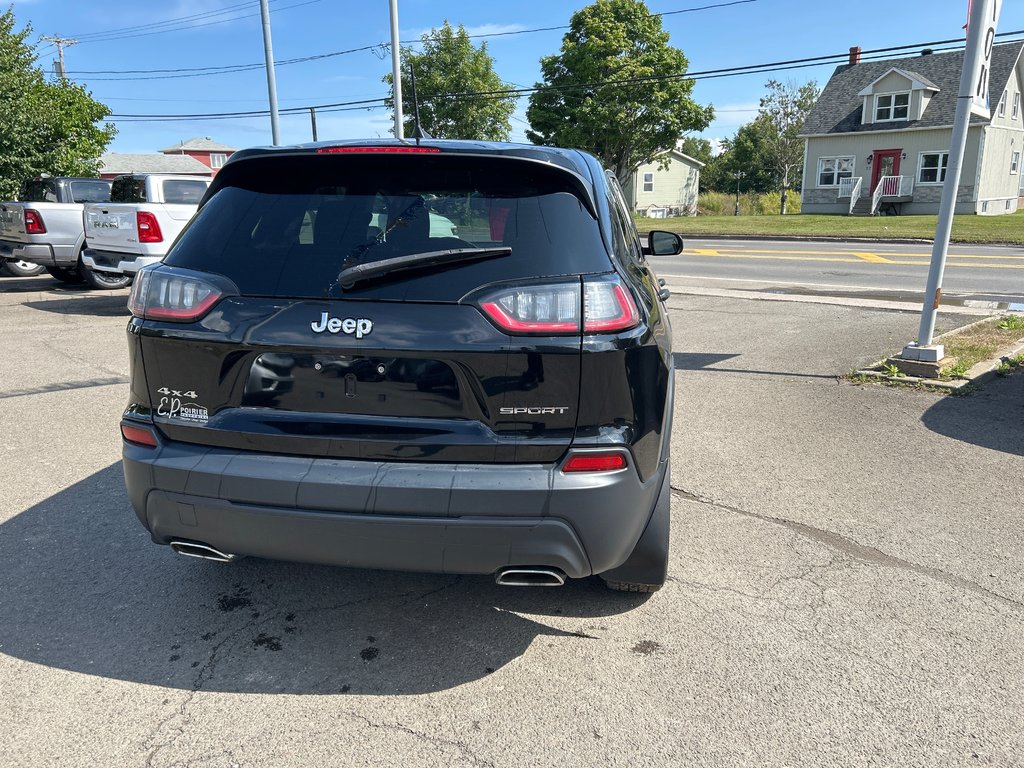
(360, 647, 380, 661)
(217, 586, 252, 613)
(631, 640, 661, 655)
(253, 633, 283, 651)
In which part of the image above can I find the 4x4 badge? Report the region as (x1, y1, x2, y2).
(310, 312, 373, 339)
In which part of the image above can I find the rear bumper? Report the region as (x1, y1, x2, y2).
(0, 240, 54, 265)
(122, 433, 667, 579)
(83, 249, 162, 275)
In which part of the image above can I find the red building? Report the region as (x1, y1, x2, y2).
(159, 137, 237, 174)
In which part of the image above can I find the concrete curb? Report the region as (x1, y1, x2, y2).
(638, 232, 1022, 249)
(664, 284, 997, 317)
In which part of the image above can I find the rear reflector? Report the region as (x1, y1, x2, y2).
(136, 211, 164, 243)
(562, 452, 629, 473)
(23, 209, 45, 235)
(128, 268, 225, 322)
(316, 146, 442, 154)
(121, 423, 158, 448)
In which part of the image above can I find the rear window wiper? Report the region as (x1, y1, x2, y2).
(337, 247, 512, 290)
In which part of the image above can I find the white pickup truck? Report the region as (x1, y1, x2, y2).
(82, 174, 210, 287)
(0, 177, 114, 285)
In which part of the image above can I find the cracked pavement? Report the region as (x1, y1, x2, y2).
(1, 277, 1023, 766)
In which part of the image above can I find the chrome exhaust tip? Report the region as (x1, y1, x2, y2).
(495, 567, 566, 587)
(169, 540, 238, 564)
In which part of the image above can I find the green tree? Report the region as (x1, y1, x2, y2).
(384, 22, 516, 141)
(0, 9, 114, 199)
(753, 79, 819, 214)
(526, 0, 713, 181)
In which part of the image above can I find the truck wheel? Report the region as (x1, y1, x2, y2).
(80, 265, 133, 290)
(46, 266, 86, 284)
(600, 467, 671, 594)
(2, 260, 45, 277)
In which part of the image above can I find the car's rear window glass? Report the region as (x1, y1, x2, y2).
(111, 177, 146, 203)
(164, 154, 609, 301)
(69, 181, 112, 204)
(163, 179, 209, 204)
(21, 180, 57, 203)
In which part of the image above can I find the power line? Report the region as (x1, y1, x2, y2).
(101, 34, 1024, 123)
(63, 0, 756, 80)
(67, 0, 313, 45)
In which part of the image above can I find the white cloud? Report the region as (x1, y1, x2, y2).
(404, 22, 527, 40)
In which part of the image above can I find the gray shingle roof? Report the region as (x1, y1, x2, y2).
(801, 42, 1024, 136)
(160, 137, 237, 153)
(100, 153, 212, 175)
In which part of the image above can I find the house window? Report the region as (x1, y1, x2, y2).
(210, 153, 228, 169)
(998, 90, 1007, 117)
(875, 92, 910, 121)
(1013, 93, 1021, 121)
(1012, 152, 1021, 175)
(817, 156, 854, 187)
(642, 172, 654, 193)
(918, 152, 949, 184)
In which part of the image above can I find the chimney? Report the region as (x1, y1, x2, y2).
(849, 46, 862, 65)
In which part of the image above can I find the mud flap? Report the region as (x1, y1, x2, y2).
(599, 464, 670, 587)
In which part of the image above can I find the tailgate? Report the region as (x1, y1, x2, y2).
(0, 203, 27, 244)
(84, 203, 138, 252)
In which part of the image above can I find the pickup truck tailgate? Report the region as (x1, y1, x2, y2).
(0, 203, 28, 244)
(84, 203, 139, 252)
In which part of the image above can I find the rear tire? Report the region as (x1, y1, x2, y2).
(79, 262, 133, 290)
(2, 259, 45, 277)
(46, 266, 86, 284)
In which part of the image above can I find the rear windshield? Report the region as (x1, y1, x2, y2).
(69, 180, 112, 203)
(162, 179, 208, 204)
(111, 176, 146, 203)
(21, 180, 57, 203)
(164, 154, 609, 301)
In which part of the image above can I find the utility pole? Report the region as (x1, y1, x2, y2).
(40, 35, 77, 80)
(309, 107, 318, 142)
(733, 171, 745, 216)
(900, 0, 1003, 366)
(389, 0, 404, 140)
(258, 0, 281, 146)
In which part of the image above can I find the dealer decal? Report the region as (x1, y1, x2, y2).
(156, 387, 209, 424)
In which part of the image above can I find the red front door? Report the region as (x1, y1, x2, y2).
(871, 149, 902, 192)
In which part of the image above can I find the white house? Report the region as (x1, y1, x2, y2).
(800, 42, 1024, 216)
(621, 149, 704, 217)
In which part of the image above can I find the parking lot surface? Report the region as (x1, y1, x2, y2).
(1, 275, 1022, 767)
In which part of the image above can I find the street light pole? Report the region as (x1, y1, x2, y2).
(258, 0, 281, 146)
(734, 171, 745, 216)
(389, 0, 404, 140)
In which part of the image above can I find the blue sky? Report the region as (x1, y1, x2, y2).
(12, 0, 1024, 153)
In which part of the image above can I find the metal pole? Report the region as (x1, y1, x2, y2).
(259, 0, 281, 146)
(905, 0, 1001, 358)
(310, 107, 318, 141)
(389, 0, 404, 140)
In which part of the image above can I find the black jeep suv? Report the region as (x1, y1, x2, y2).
(121, 140, 680, 592)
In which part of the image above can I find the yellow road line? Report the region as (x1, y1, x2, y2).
(679, 250, 1024, 269)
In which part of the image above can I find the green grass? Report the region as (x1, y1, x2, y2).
(635, 210, 1024, 246)
(938, 317, 1024, 379)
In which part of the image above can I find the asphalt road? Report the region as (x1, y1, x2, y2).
(1, 274, 1023, 767)
(649, 238, 1024, 305)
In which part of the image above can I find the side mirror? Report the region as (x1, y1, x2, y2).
(644, 230, 684, 256)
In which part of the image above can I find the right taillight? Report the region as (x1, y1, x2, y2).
(128, 267, 225, 322)
(23, 209, 45, 234)
(136, 211, 163, 243)
(475, 276, 640, 335)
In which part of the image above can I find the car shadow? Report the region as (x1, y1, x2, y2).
(0, 464, 650, 696)
(920, 373, 1024, 456)
(22, 293, 131, 317)
(672, 352, 837, 380)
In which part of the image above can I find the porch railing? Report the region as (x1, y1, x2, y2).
(838, 177, 862, 214)
(871, 175, 915, 214)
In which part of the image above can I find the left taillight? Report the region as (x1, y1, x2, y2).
(23, 209, 45, 234)
(128, 267, 226, 322)
(121, 423, 158, 448)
